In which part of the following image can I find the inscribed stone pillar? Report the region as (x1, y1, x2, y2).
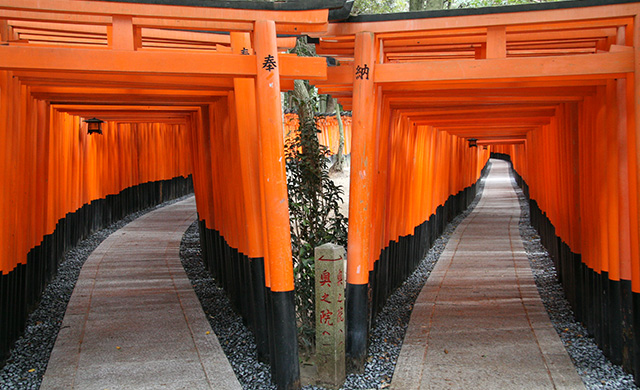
(315, 243, 346, 388)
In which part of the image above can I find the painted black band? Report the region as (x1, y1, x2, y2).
(97, 0, 346, 11)
(269, 290, 301, 390)
(346, 282, 368, 372)
(250, 257, 270, 362)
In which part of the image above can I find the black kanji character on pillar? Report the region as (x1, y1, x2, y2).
(355, 64, 369, 80)
(241, 47, 250, 55)
(262, 54, 277, 71)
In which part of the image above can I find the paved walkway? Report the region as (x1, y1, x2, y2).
(41, 196, 241, 390)
(392, 160, 584, 389)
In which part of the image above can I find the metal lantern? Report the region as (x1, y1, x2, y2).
(84, 117, 104, 135)
(468, 138, 478, 148)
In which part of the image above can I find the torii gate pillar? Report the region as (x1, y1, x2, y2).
(346, 31, 377, 371)
(254, 19, 300, 390)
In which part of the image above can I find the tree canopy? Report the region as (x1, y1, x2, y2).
(352, 0, 564, 14)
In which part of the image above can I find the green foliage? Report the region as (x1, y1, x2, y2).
(285, 114, 348, 354)
(454, 0, 560, 7)
(352, 0, 563, 14)
(352, 0, 408, 14)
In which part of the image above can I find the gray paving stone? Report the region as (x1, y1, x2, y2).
(391, 160, 584, 390)
(40, 197, 241, 390)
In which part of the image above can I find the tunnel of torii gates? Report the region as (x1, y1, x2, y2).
(1, 0, 640, 388)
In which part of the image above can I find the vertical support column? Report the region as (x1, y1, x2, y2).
(253, 20, 299, 390)
(0, 20, 17, 42)
(632, 15, 640, 385)
(230, 31, 270, 362)
(346, 31, 376, 371)
(108, 15, 138, 51)
(614, 25, 635, 371)
(486, 26, 507, 59)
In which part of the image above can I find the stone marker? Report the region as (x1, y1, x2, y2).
(315, 243, 346, 388)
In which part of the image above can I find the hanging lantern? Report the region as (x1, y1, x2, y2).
(468, 138, 478, 148)
(84, 117, 104, 135)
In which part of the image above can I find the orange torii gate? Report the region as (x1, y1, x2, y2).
(0, 1, 345, 388)
(314, 0, 640, 383)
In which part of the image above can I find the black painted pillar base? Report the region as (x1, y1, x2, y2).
(270, 290, 300, 390)
(250, 257, 270, 363)
(346, 282, 368, 373)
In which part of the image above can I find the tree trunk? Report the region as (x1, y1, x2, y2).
(409, 0, 424, 11)
(325, 95, 336, 114)
(331, 98, 345, 173)
(293, 79, 314, 121)
(426, 0, 444, 10)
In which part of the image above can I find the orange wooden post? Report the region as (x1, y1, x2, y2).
(346, 31, 376, 369)
(486, 26, 507, 59)
(253, 19, 299, 390)
(230, 31, 270, 362)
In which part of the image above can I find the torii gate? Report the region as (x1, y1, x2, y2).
(313, 0, 640, 383)
(0, 1, 336, 388)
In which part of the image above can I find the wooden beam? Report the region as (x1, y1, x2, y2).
(13, 70, 237, 89)
(314, 64, 352, 85)
(0, 0, 328, 26)
(279, 54, 326, 80)
(375, 51, 632, 83)
(0, 45, 326, 79)
(1, 10, 110, 26)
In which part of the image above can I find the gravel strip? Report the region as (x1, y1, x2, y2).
(510, 168, 638, 390)
(0, 194, 192, 390)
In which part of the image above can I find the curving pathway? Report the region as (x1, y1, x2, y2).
(392, 160, 584, 389)
(41, 196, 241, 390)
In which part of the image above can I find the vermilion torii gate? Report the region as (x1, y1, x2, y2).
(313, 2, 640, 379)
(2, 0, 640, 389)
(0, 1, 337, 388)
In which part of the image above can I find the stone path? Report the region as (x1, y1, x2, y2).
(391, 160, 584, 389)
(41, 196, 241, 390)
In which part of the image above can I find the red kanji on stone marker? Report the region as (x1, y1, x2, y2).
(337, 307, 344, 323)
(321, 293, 331, 304)
(320, 270, 331, 287)
(320, 309, 334, 326)
(337, 269, 344, 286)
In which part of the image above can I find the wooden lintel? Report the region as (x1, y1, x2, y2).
(0, 0, 328, 26)
(375, 51, 633, 83)
(313, 64, 352, 85)
(0, 45, 326, 79)
(279, 55, 327, 80)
